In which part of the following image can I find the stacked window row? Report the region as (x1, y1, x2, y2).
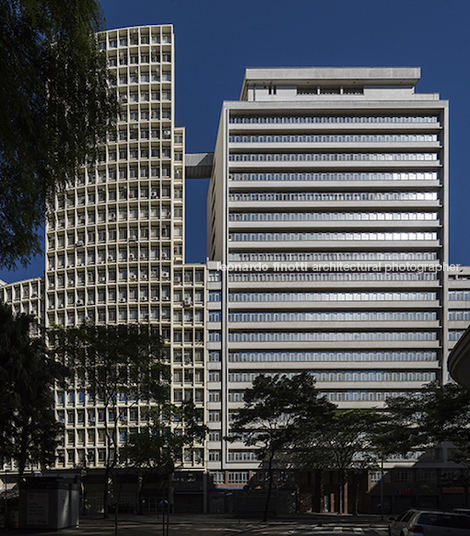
(229, 134, 438, 143)
(229, 115, 439, 124)
(228, 251, 438, 262)
(227, 272, 439, 282)
(229, 171, 438, 182)
(229, 211, 438, 222)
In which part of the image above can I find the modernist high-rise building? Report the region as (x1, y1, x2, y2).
(206, 68, 449, 484)
(1, 26, 207, 507)
(1, 30, 469, 512)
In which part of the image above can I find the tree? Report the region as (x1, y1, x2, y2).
(378, 381, 470, 455)
(379, 381, 470, 505)
(230, 373, 335, 521)
(122, 401, 207, 513)
(0, 302, 64, 475)
(49, 322, 168, 517)
(306, 409, 384, 514)
(0, 0, 118, 269)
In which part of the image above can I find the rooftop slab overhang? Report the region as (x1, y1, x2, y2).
(240, 67, 421, 100)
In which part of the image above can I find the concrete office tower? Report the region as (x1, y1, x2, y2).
(42, 25, 206, 475)
(207, 68, 448, 483)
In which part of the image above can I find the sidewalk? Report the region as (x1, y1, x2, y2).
(0, 513, 390, 536)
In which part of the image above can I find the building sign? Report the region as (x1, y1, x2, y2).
(26, 492, 49, 525)
(399, 488, 413, 496)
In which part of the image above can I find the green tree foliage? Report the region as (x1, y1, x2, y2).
(377, 381, 470, 456)
(122, 402, 206, 514)
(0, 302, 64, 475)
(123, 402, 206, 471)
(49, 322, 168, 517)
(0, 0, 118, 269)
(307, 409, 385, 514)
(379, 381, 470, 503)
(230, 373, 335, 521)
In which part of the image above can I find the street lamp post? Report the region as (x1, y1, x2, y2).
(380, 458, 384, 521)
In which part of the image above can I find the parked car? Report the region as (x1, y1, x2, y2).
(389, 509, 470, 535)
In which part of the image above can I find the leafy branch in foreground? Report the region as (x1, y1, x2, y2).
(0, 0, 118, 268)
(0, 301, 66, 474)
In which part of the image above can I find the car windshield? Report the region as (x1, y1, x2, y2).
(418, 513, 470, 529)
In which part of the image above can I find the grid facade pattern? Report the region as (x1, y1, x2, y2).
(0, 25, 206, 474)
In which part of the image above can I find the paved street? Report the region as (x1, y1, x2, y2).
(292, 527, 388, 535)
(0, 514, 390, 536)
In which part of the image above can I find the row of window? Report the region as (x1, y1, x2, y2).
(228, 331, 437, 342)
(74, 165, 176, 185)
(325, 391, 404, 402)
(313, 371, 436, 382)
(229, 211, 438, 222)
(50, 311, 205, 327)
(48, 268, 187, 286)
(229, 231, 438, 242)
(117, 91, 171, 105)
(48, 271, 201, 286)
(57, 186, 179, 206)
(102, 32, 172, 48)
(230, 171, 438, 182)
(227, 271, 438, 282)
(48, 223, 178, 245)
(227, 371, 435, 383)
(173, 349, 204, 364)
(109, 53, 170, 66)
(229, 134, 438, 143)
(51, 245, 181, 263)
(50, 233, 179, 252)
(76, 165, 173, 182)
(449, 290, 470, 301)
(229, 153, 438, 163)
(227, 452, 258, 461)
(118, 72, 171, 84)
(104, 146, 176, 159)
(229, 115, 439, 124)
(51, 290, 198, 307)
(51, 211, 179, 227)
(228, 251, 438, 262)
(449, 330, 465, 341)
(228, 311, 437, 322)
(118, 108, 176, 121)
(229, 291, 437, 302)
(228, 350, 438, 363)
(229, 191, 438, 202)
(49, 249, 176, 269)
(448, 310, 470, 320)
(99, 145, 174, 160)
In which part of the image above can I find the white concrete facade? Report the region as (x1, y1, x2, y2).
(1, 25, 207, 476)
(206, 67, 449, 483)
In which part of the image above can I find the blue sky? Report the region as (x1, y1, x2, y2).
(2, 0, 470, 283)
